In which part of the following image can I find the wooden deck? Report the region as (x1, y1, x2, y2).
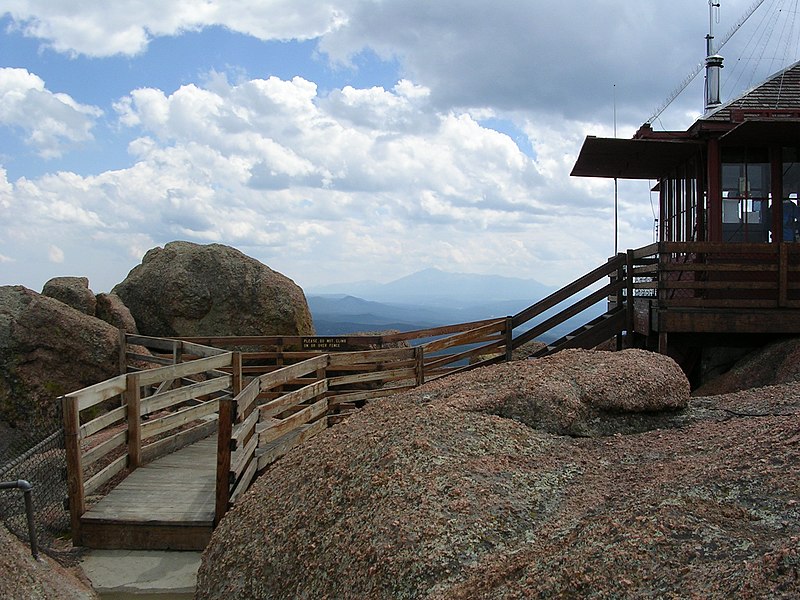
(80, 436, 217, 550)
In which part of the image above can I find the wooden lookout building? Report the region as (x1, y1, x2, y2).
(571, 59, 800, 380)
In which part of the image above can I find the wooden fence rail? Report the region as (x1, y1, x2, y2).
(626, 242, 800, 309)
(215, 346, 421, 521)
(61, 350, 236, 545)
(511, 254, 628, 349)
(178, 317, 512, 384)
(64, 243, 674, 545)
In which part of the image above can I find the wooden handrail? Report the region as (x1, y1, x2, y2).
(512, 254, 625, 328)
(513, 279, 624, 349)
(62, 348, 240, 543)
(80, 239, 800, 543)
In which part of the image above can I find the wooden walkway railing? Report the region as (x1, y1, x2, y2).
(216, 347, 422, 520)
(60, 246, 661, 548)
(630, 241, 800, 308)
(61, 340, 236, 545)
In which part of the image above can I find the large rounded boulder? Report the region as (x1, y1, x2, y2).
(41, 276, 96, 316)
(196, 350, 798, 599)
(450, 348, 690, 437)
(0, 286, 121, 429)
(94, 292, 138, 334)
(112, 241, 314, 337)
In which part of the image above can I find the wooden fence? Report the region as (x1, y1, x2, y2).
(510, 253, 629, 350)
(61, 340, 237, 544)
(648, 241, 800, 308)
(63, 253, 655, 538)
(215, 346, 422, 520)
(179, 317, 512, 384)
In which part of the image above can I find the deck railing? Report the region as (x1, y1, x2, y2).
(179, 319, 511, 383)
(510, 253, 629, 349)
(623, 242, 800, 308)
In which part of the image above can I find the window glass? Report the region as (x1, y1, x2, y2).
(720, 147, 771, 243)
(782, 147, 800, 241)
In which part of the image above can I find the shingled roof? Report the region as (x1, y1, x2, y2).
(703, 59, 800, 122)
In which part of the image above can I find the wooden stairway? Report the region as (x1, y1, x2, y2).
(530, 306, 627, 358)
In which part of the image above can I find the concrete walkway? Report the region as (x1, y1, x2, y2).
(80, 549, 200, 598)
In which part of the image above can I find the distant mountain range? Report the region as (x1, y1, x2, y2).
(309, 267, 553, 308)
(307, 268, 605, 341)
(307, 294, 536, 335)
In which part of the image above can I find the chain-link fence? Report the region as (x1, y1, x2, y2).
(0, 401, 75, 563)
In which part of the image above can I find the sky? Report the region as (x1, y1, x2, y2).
(1, 0, 799, 294)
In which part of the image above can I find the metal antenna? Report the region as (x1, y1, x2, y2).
(645, 0, 767, 124)
(613, 84, 618, 255)
(705, 1, 725, 110)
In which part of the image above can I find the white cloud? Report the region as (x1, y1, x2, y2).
(0, 73, 621, 291)
(0, 68, 102, 158)
(3, 1, 791, 127)
(2, 0, 352, 57)
(3, 1, 786, 295)
(48, 244, 64, 263)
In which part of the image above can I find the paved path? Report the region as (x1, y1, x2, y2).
(81, 549, 200, 598)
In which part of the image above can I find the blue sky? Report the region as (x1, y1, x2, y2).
(1, 0, 798, 293)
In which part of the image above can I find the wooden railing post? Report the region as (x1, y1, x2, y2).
(658, 243, 667, 306)
(504, 317, 513, 361)
(232, 351, 243, 396)
(62, 395, 85, 545)
(626, 249, 635, 346)
(414, 346, 425, 386)
(215, 396, 234, 525)
(125, 373, 142, 470)
(615, 254, 625, 350)
(118, 329, 127, 375)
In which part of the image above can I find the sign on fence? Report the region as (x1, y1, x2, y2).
(301, 337, 349, 351)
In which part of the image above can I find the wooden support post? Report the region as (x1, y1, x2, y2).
(658, 331, 668, 356)
(658, 244, 667, 306)
(232, 352, 243, 397)
(616, 255, 625, 351)
(779, 242, 788, 308)
(118, 329, 127, 375)
(414, 346, 425, 386)
(504, 317, 513, 361)
(62, 395, 85, 546)
(625, 249, 635, 347)
(215, 397, 234, 525)
(125, 373, 142, 470)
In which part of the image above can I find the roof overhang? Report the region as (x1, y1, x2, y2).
(571, 136, 703, 180)
(720, 119, 800, 145)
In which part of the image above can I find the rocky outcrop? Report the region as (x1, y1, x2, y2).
(94, 293, 138, 334)
(112, 241, 314, 337)
(41, 277, 96, 316)
(0, 523, 98, 600)
(197, 349, 798, 599)
(0, 286, 121, 429)
(454, 349, 689, 437)
(694, 337, 800, 396)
